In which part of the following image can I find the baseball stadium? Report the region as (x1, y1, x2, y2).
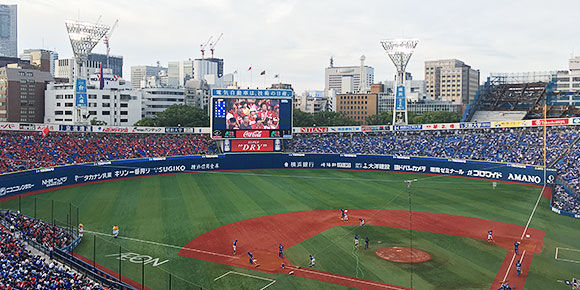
(1, 92, 580, 290)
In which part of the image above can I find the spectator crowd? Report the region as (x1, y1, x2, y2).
(0, 225, 105, 289)
(3, 211, 74, 250)
(0, 132, 216, 174)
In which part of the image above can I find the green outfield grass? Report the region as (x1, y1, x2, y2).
(1, 170, 579, 290)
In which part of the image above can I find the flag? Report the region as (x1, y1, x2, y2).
(233, 70, 238, 74)
(42, 127, 50, 138)
(260, 71, 266, 75)
(248, 66, 252, 71)
(274, 74, 279, 78)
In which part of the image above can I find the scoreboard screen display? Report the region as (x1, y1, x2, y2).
(211, 95, 293, 139)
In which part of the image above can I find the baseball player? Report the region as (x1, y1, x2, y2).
(514, 241, 520, 255)
(487, 230, 494, 242)
(248, 251, 254, 264)
(112, 225, 119, 238)
(233, 240, 238, 255)
(492, 181, 497, 189)
(359, 218, 365, 226)
(365, 237, 369, 249)
(309, 255, 316, 267)
(78, 224, 84, 238)
(354, 234, 360, 248)
(344, 210, 349, 222)
(279, 244, 284, 258)
(516, 260, 522, 276)
(340, 209, 345, 220)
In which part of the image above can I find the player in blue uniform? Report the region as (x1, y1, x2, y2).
(487, 230, 494, 242)
(365, 237, 369, 249)
(514, 241, 520, 255)
(516, 260, 522, 276)
(354, 234, 360, 248)
(279, 244, 284, 258)
(248, 251, 254, 264)
(340, 209, 345, 220)
(309, 255, 315, 267)
(359, 218, 365, 226)
(233, 240, 238, 255)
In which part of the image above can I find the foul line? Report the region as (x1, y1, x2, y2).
(520, 185, 546, 240)
(213, 271, 276, 290)
(288, 266, 405, 289)
(503, 250, 526, 282)
(85, 230, 239, 259)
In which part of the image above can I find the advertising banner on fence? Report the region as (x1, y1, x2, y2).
(531, 119, 569, 126)
(230, 140, 274, 152)
(0, 154, 556, 200)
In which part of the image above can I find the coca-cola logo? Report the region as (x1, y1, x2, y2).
(236, 130, 269, 138)
(300, 127, 328, 133)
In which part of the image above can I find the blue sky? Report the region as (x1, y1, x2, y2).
(9, 0, 580, 92)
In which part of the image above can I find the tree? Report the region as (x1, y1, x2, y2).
(133, 117, 159, 127)
(134, 105, 210, 127)
(312, 111, 359, 126)
(293, 109, 315, 127)
(90, 117, 107, 126)
(366, 111, 393, 125)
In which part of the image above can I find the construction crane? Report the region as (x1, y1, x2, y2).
(209, 33, 223, 58)
(103, 19, 119, 71)
(200, 36, 213, 59)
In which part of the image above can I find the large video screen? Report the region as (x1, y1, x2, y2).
(212, 97, 292, 139)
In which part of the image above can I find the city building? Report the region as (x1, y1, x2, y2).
(325, 56, 374, 94)
(168, 60, 194, 88)
(44, 76, 141, 125)
(0, 65, 53, 122)
(295, 90, 335, 113)
(55, 58, 103, 82)
(377, 94, 460, 115)
(336, 92, 378, 122)
(382, 78, 428, 103)
(424, 59, 480, 105)
(556, 56, 580, 92)
(20, 49, 59, 75)
(0, 4, 17, 57)
(131, 65, 166, 89)
(141, 87, 185, 119)
(184, 79, 210, 110)
(87, 53, 123, 77)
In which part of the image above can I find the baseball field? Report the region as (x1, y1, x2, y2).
(1, 169, 579, 290)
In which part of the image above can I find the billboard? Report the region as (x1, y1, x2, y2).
(230, 140, 274, 152)
(211, 92, 293, 139)
(75, 79, 88, 107)
(395, 86, 406, 110)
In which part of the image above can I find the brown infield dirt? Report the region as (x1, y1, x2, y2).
(178, 207, 547, 290)
(376, 247, 431, 263)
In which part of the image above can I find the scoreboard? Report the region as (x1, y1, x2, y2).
(211, 89, 293, 140)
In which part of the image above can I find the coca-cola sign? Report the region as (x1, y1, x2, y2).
(231, 140, 274, 152)
(300, 127, 329, 133)
(236, 130, 270, 138)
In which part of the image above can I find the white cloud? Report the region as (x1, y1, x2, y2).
(10, 0, 580, 92)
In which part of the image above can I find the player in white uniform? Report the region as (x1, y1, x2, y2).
(309, 255, 316, 267)
(112, 225, 119, 238)
(78, 224, 84, 237)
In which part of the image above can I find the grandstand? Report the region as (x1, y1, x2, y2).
(464, 72, 580, 122)
(1, 119, 580, 289)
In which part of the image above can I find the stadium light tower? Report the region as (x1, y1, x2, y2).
(380, 39, 419, 125)
(65, 20, 110, 124)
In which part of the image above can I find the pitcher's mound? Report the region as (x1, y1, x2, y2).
(376, 247, 431, 263)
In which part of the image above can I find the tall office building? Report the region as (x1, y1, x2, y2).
(325, 57, 374, 94)
(0, 4, 17, 57)
(88, 53, 123, 77)
(20, 49, 59, 75)
(556, 56, 580, 92)
(131, 65, 166, 89)
(168, 60, 194, 88)
(424, 59, 480, 105)
(0, 65, 53, 123)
